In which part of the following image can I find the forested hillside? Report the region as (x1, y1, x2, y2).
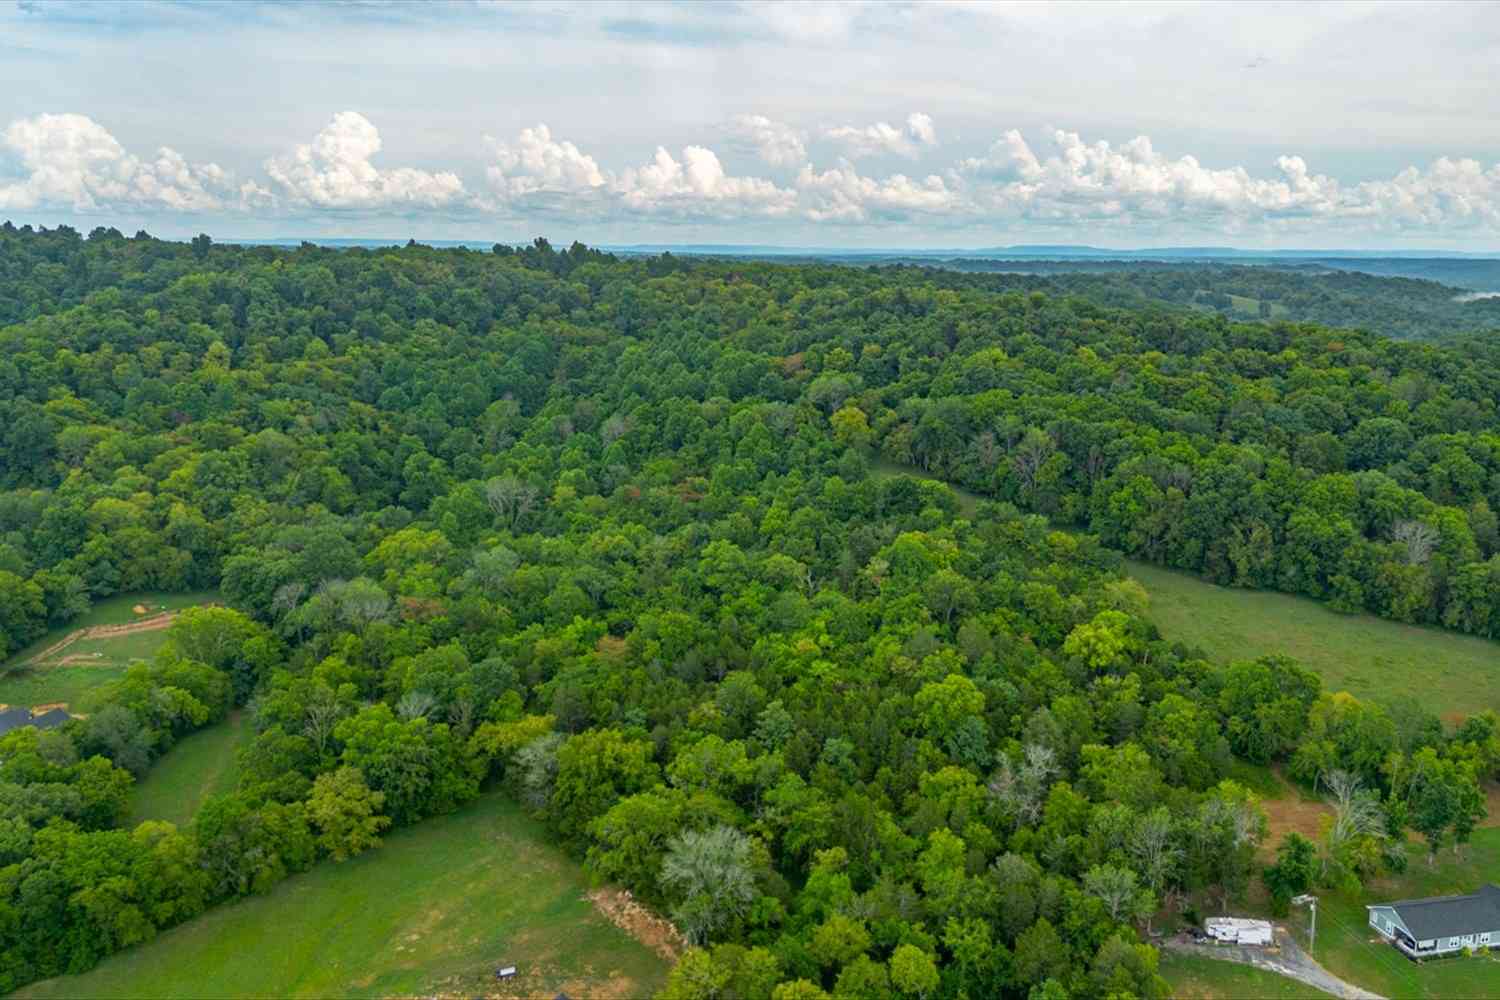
(705, 254, 1500, 342)
(1, 224, 1497, 998)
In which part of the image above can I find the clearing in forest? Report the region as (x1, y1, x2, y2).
(0, 592, 218, 714)
(127, 710, 252, 828)
(1128, 560, 1500, 721)
(867, 463, 1500, 721)
(18, 793, 670, 1000)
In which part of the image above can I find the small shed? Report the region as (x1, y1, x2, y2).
(1205, 917, 1275, 946)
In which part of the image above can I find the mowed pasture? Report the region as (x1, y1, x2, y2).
(127, 710, 251, 829)
(1157, 954, 1330, 999)
(0, 591, 218, 713)
(19, 793, 671, 1000)
(869, 464, 1500, 721)
(1128, 560, 1500, 721)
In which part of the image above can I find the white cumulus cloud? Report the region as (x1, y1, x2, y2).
(485, 124, 795, 220)
(725, 114, 807, 167)
(824, 112, 939, 159)
(796, 162, 957, 222)
(948, 128, 1500, 233)
(0, 113, 228, 213)
(265, 111, 465, 210)
(485, 124, 607, 198)
(618, 145, 796, 218)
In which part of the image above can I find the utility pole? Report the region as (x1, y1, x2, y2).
(1292, 894, 1318, 953)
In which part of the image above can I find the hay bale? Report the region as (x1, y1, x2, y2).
(132, 604, 148, 615)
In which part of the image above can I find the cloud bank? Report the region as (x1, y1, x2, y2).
(4, 109, 1500, 241)
(825, 112, 939, 159)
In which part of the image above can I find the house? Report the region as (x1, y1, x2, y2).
(1204, 917, 1275, 946)
(1368, 884, 1500, 959)
(29, 708, 70, 730)
(0, 707, 30, 735)
(0, 707, 71, 737)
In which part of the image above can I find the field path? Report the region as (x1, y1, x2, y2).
(1163, 931, 1384, 1000)
(24, 610, 184, 666)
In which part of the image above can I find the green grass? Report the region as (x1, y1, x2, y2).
(0, 591, 218, 712)
(0, 664, 122, 713)
(61, 628, 179, 667)
(1, 591, 218, 668)
(1280, 828, 1500, 1000)
(1127, 560, 1500, 721)
(1159, 954, 1330, 998)
(20, 793, 670, 1000)
(128, 711, 252, 828)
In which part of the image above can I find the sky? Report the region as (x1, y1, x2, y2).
(3, 0, 1500, 249)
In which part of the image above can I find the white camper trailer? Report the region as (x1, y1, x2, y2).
(1204, 917, 1274, 946)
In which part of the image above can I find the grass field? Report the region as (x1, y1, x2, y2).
(128, 710, 251, 828)
(20, 792, 670, 1000)
(0, 591, 218, 712)
(1158, 954, 1330, 999)
(869, 463, 1500, 722)
(1127, 560, 1500, 721)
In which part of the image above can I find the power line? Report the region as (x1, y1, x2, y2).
(1312, 905, 1428, 998)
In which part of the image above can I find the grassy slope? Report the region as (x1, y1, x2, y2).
(869, 461, 1500, 721)
(1157, 954, 1329, 999)
(21, 793, 669, 1000)
(1128, 560, 1500, 721)
(2, 591, 219, 666)
(128, 710, 251, 828)
(0, 591, 218, 712)
(0, 664, 122, 712)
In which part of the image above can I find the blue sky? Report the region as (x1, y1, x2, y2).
(3, 0, 1499, 249)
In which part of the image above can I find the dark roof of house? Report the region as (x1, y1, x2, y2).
(0, 707, 32, 735)
(0, 707, 71, 736)
(29, 708, 70, 730)
(1378, 884, 1500, 941)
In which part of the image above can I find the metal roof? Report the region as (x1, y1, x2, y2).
(1375, 884, 1500, 942)
(0, 707, 70, 736)
(0, 707, 31, 735)
(29, 708, 70, 730)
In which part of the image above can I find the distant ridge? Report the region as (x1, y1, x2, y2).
(228, 238, 1500, 259)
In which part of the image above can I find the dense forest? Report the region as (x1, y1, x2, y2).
(718, 255, 1500, 343)
(0, 224, 1496, 997)
(1041, 264, 1500, 343)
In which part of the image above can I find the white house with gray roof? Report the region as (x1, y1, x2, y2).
(1367, 884, 1500, 959)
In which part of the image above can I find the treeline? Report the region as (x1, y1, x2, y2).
(880, 259, 1500, 343)
(0, 225, 1496, 996)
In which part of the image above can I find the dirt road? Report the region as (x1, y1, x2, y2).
(23, 610, 182, 665)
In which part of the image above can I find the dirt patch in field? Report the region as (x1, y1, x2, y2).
(25, 607, 200, 666)
(53, 653, 104, 665)
(30, 702, 69, 713)
(1482, 782, 1500, 827)
(431, 971, 645, 1000)
(1259, 788, 1333, 856)
(587, 888, 686, 961)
